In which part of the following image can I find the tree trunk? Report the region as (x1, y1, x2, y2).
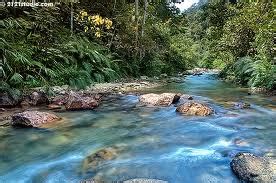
(140, 0, 148, 60)
(141, 0, 148, 38)
(135, 0, 139, 47)
(70, 0, 74, 36)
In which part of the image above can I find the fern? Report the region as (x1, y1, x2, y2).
(0, 11, 127, 91)
(9, 73, 24, 85)
(232, 56, 275, 90)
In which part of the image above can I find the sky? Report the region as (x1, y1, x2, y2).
(174, 0, 199, 11)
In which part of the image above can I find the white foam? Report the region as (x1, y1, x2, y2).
(210, 139, 232, 148)
(160, 147, 216, 160)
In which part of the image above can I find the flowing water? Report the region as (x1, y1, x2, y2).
(0, 73, 275, 183)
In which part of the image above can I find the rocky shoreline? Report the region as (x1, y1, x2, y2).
(0, 79, 162, 127)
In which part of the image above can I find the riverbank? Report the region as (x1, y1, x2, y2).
(0, 78, 161, 126)
(0, 68, 205, 110)
(1, 69, 275, 127)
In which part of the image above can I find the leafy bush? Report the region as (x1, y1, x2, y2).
(183, 1, 275, 90)
(0, 7, 123, 91)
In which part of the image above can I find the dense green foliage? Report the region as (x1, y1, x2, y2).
(1, 5, 122, 91)
(0, 1, 275, 92)
(0, 1, 187, 92)
(180, 1, 275, 90)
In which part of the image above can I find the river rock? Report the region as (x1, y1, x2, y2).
(47, 104, 62, 110)
(234, 102, 251, 109)
(249, 87, 268, 94)
(20, 100, 31, 108)
(193, 72, 203, 76)
(28, 91, 49, 106)
(230, 153, 276, 183)
(176, 101, 213, 116)
(160, 73, 168, 78)
(139, 93, 180, 106)
(179, 94, 193, 101)
(51, 95, 68, 106)
(11, 111, 61, 127)
(65, 92, 101, 110)
(0, 92, 21, 108)
(51, 85, 69, 95)
(82, 147, 120, 173)
(186, 68, 206, 76)
(168, 77, 183, 83)
(140, 76, 149, 80)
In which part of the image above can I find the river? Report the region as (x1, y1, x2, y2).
(0, 73, 275, 183)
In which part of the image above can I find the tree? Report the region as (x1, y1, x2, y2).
(135, 0, 139, 49)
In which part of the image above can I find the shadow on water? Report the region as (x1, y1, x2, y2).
(0, 73, 275, 183)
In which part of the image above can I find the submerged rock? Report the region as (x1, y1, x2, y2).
(124, 179, 168, 183)
(65, 92, 101, 110)
(82, 146, 123, 173)
(176, 101, 213, 116)
(11, 111, 61, 127)
(230, 153, 276, 183)
(234, 102, 251, 109)
(139, 93, 180, 106)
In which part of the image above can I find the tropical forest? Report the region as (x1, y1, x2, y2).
(0, 0, 275, 182)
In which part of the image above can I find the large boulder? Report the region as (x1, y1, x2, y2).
(176, 101, 213, 116)
(11, 111, 61, 127)
(230, 153, 276, 183)
(65, 92, 101, 110)
(176, 94, 193, 106)
(28, 91, 49, 106)
(0, 92, 21, 108)
(19, 91, 49, 108)
(51, 95, 69, 106)
(139, 93, 180, 106)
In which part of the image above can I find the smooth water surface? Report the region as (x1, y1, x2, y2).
(0, 73, 275, 183)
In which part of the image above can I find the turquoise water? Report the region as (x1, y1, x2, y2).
(0, 73, 275, 183)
